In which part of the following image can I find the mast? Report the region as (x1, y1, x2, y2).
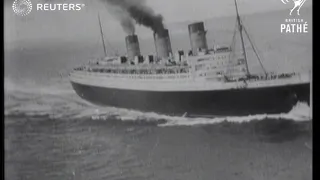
(234, 0, 250, 76)
(242, 25, 268, 77)
(98, 12, 107, 57)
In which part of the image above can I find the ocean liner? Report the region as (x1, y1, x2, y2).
(69, 0, 311, 116)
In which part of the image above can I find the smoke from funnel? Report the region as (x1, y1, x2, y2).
(105, 5, 135, 35)
(103, 0, 165, 34)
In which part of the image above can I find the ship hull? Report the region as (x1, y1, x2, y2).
(71, 81, 310, 116)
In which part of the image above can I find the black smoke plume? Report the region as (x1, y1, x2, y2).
(106, 5, 136, 35)
(103, 0, 165, 34)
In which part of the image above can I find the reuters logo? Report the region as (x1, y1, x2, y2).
(12, 0, 33, 16)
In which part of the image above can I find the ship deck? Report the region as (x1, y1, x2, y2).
(69, 70, 310, 92)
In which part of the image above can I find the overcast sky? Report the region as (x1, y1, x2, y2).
(5, 0, 313, 44)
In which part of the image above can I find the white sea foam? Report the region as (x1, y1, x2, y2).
(159, 102, 311, 127)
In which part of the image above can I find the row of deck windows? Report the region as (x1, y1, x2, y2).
(76, 67, 189, 74)
(89, 73, 190, 80)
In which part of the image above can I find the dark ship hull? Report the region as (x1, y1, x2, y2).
(71, 81, 310, 116)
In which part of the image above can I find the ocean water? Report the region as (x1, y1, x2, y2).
(4, 46, 313, 180)
(5, 8, 312, 179)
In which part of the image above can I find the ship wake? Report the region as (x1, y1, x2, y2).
(5, 78, 312, 127)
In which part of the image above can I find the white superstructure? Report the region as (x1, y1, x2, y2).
(69, 46, 310, 92)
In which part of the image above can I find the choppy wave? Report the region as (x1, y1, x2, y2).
(5, 78, 312, 127)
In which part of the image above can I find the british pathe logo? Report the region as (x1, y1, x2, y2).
(280, 0, 309, 33)
(12, 0, 33, 16)
(281, 0, 307, 16)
